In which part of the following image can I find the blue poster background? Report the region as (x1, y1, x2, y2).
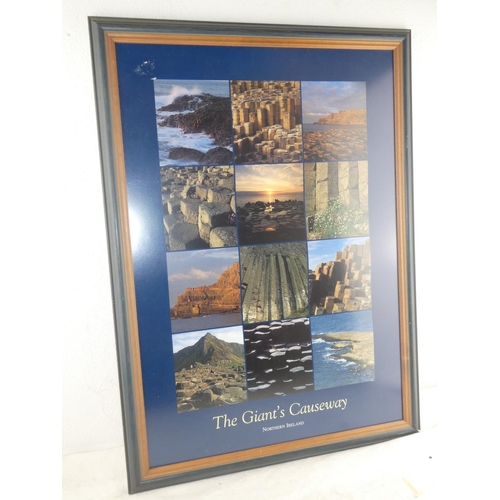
(115, 43, 401, 467)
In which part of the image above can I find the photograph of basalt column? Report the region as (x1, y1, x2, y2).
(154, 80, 233, 166)
(244, 317, 314, 400)
(304, 162, 369, 239)
(230, 80, 302, 164)
(235, 164, 306, 244)
(167, 247, 242, 333)
(240, 242, 309, 324)
(172, 326, 247, 412)
(311, 310, 374, 390)
(308, 237, 372, 316)
(160, 165, 237, 250)
(302, 81, 368, 162)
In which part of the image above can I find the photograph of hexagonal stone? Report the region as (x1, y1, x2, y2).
(244, 317, 314, 401)
(235, 163, 306, 245)
(172, 326, 247, 413)
(240, 242, 309, 324)
(167, 247, 242, 333)
(230, 80, 302, 164)
(154, 80, 233, 166)
(161, 165, 237, 250)
(302, 81, 368, 162)
(310, 310, 375, 390)
(308, 237, 372, 316)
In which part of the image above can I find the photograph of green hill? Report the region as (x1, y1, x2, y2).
(172, 326, 247, 412)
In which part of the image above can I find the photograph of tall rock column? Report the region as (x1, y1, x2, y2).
(230, 80, 302, 164)
(311, 311, 374, 390)
(308, 237, 372, 316)
(166, 248, 242, 333)
(154, 80, 233, 166)
(235, 164, 306, 244)
(244, 318, 314, 401)
(304, 162, 369, 240)
(240, 242, 309, 324)
(172, 326, 247, 412)
(160, 165, 237, 250)
(302, 82, 368, 162)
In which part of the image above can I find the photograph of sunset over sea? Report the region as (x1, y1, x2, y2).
(235, 163, 306, 245)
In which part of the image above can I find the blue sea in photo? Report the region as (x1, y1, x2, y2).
(154, 80, 232, 166)
(311, 311, 375, 390)
(236, 190, 304, 206)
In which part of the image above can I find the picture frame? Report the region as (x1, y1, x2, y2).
(89, 17, 418, 494)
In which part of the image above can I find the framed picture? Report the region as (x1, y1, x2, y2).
(89, 17, 418, 494)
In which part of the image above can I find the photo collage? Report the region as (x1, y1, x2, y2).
(155, 80, 375, 413)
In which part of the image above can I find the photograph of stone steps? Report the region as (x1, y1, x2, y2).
(161, 165, 237, 250)
(308, 237, 372, 316)
(244, 317, 314, 401)
(240, 242, 309, 324)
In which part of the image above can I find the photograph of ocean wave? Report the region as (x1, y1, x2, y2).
(311, 310, 375, 390)
(154, 80, 233, 166)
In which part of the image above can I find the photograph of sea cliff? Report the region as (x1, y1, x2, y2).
(240, 242, 309, 324)
(166, 247, 242, 333)
(310, 311, 375, 390)
(230, 80, 302, 164)
(235, 164, 306, 244)
(154, 80, 233, 166)
(244, 317, 314, 400)
(172, 326, 247, 412)
(304, 161, 369, 240)
(160, 165, 237, 250)
(308, 237, 372, 316)
(302, 81, 368, 162)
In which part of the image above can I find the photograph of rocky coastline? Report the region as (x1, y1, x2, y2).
(240, 242, 309, 324)
(304, 161, 369, 240)
(308, 237, 372, 316)
(167, 248, 242, 333)
(172, 327, 247, 412)
(302, 81, 368, 162)
(154, 80, 233, 166)
(311, 311, 375, 390)
(244, 317, 314, 400)
(161, 165, 237, 250)
(230, 80, 302, 164)
(235, 164, 306, 244)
